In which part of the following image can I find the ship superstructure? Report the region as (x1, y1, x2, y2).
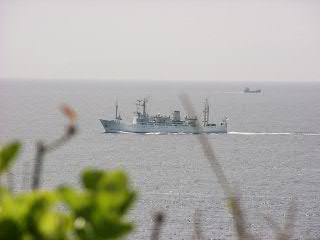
(99, 98, 227, 133)
(243, 87, 261, 93)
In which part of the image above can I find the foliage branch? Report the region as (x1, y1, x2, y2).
(0, 105, 136, 240)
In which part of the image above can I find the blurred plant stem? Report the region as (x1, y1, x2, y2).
(151, 212, 165, 240)
(180, 93, 253, 240)
(192, 210, 205, 240)
(31, 105, 77, 190)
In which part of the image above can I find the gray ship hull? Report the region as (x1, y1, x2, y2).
(100, 119, 227, 134)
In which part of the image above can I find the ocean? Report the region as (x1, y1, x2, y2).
(1, 80, 320, 239)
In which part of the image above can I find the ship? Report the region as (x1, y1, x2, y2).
(243, 87, 261, 93)
(99, 98, 227, 134)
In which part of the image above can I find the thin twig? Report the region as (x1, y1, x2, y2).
(264, 199, 297, 240)
(263, 214, 283, 238)
(283, 199, 297, 240)
(31, 141, 46, 190)
(151, 212, 165, 240)
(30, 105, 77, 190)
(21, 158, 31, 191)
(179, 94, 254, 240)
(31, 125, 76, 190)
(192, 210, 205, 240)
(179, 94, 232, 196)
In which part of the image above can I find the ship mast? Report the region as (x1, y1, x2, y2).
(136, 98, 147, 116)
(203, 98, 209, 126)
(115, 101, 118, 119)
(142, 98, 147, 116)
(115, 100, 122, 120)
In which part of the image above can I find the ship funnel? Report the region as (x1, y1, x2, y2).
(173, 111, 181, 121)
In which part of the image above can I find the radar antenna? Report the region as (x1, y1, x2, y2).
(136, 98, 148, 116)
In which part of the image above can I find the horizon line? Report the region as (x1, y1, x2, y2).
(1, 78, 319, 84)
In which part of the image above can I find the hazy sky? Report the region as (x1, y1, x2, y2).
(1, 0, 319, 82)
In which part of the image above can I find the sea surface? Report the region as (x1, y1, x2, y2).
(1, 80, 320, 239)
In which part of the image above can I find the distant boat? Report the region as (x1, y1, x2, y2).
(243, 87, 261, 93)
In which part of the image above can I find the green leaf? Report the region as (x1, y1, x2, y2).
(82, 169, 105, 190)
(119, 191, 136, 215)
(0, 141, 21, 174)
(58, 186, 90, 213)
(0, 218, 22, 240)
(0, 166, 136, 240)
